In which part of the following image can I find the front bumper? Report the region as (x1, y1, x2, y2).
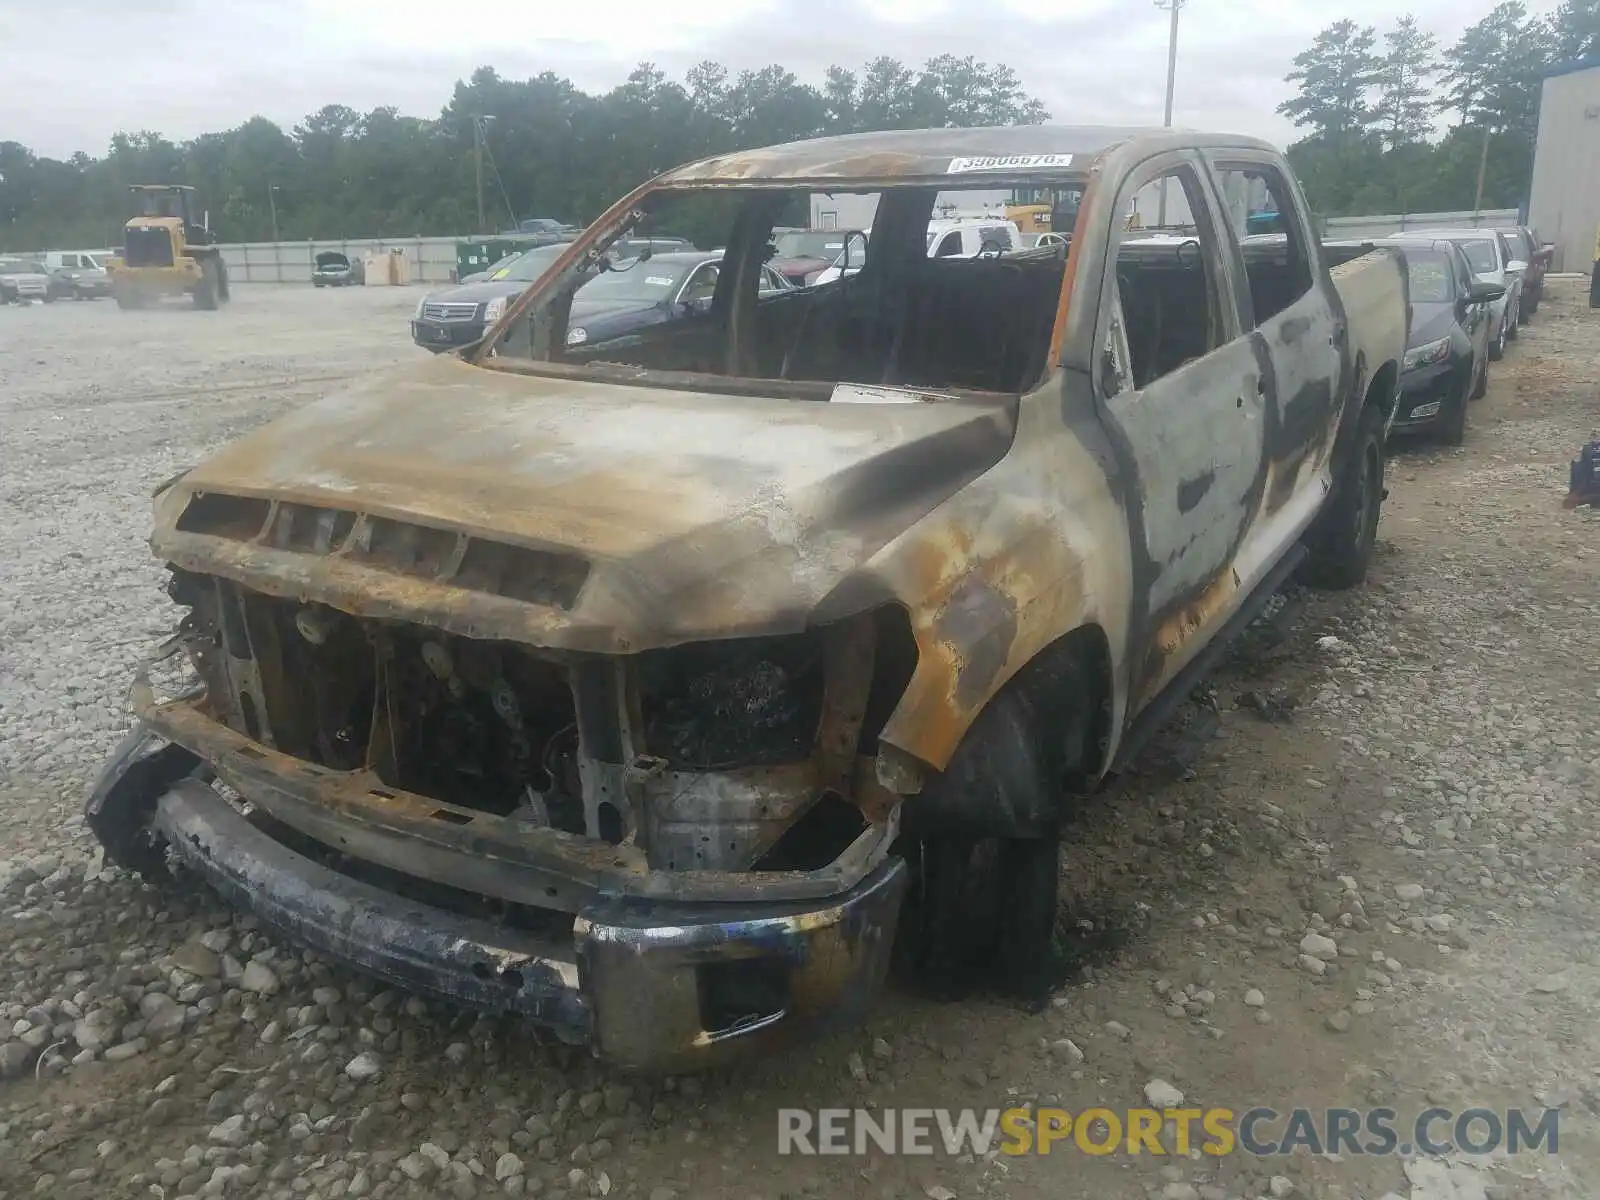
(411, 319, 485, 349)
(88, 717, 907, 1072)
(1390, 361, 1458, 430)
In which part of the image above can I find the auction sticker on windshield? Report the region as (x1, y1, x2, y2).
(645, 276, 675, 287)
(947, 154, 1074, 172)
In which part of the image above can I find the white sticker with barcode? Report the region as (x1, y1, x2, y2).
(947, 153, 1074, 172)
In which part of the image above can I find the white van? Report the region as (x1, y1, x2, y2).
(924, 216, 1023, 259)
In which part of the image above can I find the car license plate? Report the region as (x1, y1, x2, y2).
(433, 327, 451, 342)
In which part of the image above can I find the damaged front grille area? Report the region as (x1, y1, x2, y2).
(164, 569, 918, 883)
(172, 491, 590, 611)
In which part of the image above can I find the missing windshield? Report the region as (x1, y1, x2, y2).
(483, 181, 1071, 398)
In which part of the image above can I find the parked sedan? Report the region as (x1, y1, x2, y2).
(1379, 237, 1504, 444)
(1425, 229, 1524, 361)
(411, 243, 569, 351)
(565, 251, 791, 348)
(0, 257, 51, 304)
(1494, 225, 1552, 318)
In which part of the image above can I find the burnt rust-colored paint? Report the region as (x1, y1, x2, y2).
(932, 575, 1020, 710)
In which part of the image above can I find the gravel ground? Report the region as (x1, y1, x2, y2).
(0, 280, 1596, 1200)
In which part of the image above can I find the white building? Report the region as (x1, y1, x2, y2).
(1528, 56, 1600, 271)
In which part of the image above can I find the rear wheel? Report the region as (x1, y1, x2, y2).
(1303, 403, 1386, 589)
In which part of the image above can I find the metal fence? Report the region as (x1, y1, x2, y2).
(213, 237, 461, 284)
(20, 207, 1519, 286)
(1322, 209, 1521, 241)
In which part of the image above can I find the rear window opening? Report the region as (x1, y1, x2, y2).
(483, 182, 1078, 399)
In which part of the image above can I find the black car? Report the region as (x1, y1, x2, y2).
(1378, 237, 1504, 444)
(412, 246, 787, 353)
(411, 243, 570, 351)
(563, 251, 790, 350)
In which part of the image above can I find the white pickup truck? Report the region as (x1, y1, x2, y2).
(89, 126, 1408, 1071)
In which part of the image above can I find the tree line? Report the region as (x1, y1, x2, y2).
(0, 57, 1047, 251)
(1280, 0, 1600, 218)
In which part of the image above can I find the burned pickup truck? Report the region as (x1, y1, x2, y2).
(89, 127, 1408, 1070)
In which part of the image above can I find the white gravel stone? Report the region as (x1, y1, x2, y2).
(1144, 1079, 1185, 1108)
(344, 1051, 382, 1081)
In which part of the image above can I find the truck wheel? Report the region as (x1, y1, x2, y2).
(193, 262, 219, 310)
(894, 668, 1099, 1005)
(1303, 403, 1385, 590)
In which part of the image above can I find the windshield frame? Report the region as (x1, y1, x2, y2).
(469, 164, 1095, 400)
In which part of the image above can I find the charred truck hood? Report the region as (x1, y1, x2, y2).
(153, 356, 1018, 652)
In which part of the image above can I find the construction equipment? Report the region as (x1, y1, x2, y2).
(106, 186, 230, 310)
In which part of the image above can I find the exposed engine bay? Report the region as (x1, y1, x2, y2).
(163, 567, 914, 879)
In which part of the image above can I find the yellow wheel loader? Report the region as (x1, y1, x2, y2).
(106, 186, 231, 310)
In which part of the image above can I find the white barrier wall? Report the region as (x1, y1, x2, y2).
(214, 237, 460, 284)
(1321, 209, 1521, 241)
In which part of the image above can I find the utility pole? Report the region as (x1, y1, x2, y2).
(1155, 0, 1187, 227)
(472, 116, 495, 235)
(268, 183, 280, 243)
(1472, 124, 1492, 220)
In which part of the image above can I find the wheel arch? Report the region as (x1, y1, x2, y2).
(896, 622, 1115, 839)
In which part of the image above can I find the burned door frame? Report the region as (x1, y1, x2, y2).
(1204, 152, 1346, 590)
(1089, 151, 1269, 707)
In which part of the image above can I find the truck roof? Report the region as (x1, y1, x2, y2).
(657, 125, 1278, 187)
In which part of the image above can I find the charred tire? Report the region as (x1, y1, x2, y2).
(1303, 402, 1385, 590)
(898, 831, 1060, 1003)
(84, 733, 202, 879)
(894, 655, 1100, 1004)
(1469, 352, 1488, 401)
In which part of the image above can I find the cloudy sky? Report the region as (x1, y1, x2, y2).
(1, 0, 1564, 159)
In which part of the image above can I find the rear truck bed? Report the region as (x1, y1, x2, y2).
(1323, 241, 1411, 435)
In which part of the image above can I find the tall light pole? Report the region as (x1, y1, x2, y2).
(472, 115, 495, 235)
(268, 184, 280, 243)
(1155, 0, 1187, 226)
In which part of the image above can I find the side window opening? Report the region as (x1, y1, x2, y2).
(1213, 162, 1314, 325)
(1107, 167, 1227, 392)
(934, 232, 962, 258)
